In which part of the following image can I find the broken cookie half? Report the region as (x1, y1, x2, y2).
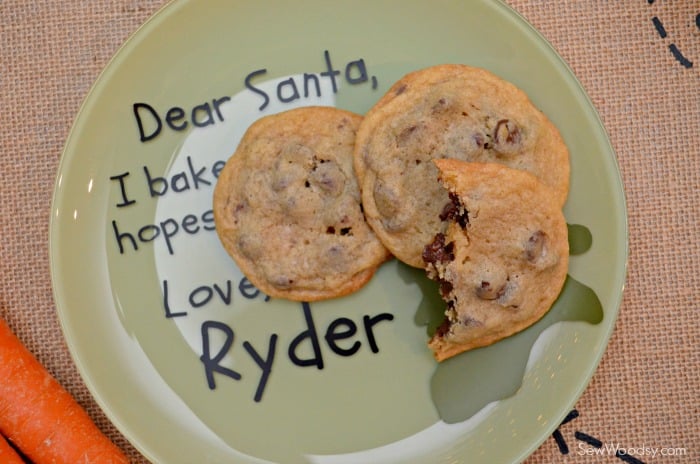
(423, 159, 569, 361)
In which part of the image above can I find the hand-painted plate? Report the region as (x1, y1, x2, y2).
(50, 1, 627, 463)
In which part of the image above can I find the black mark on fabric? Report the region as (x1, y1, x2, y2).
(550, 409, 648, 463)
(651, 16, 667, 38)
(552, 409, 580, 454)
(669, 43, 693, 68)
(648, 5, 695, 68)
(615, 451, 647, 464)
(575, 430, 603, 448)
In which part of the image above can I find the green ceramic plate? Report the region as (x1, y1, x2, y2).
(50, 1, 627, 463)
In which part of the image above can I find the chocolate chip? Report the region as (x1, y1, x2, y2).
(273, 276, 294, 289)
(525, 230, 546, 262)
(459, 315, 482, 327)
(373, 180, 400, 219)
(422, 233, 455, 265)
(439, 279, 453, 298)
(439, 200, 457, 221)
(432, 97, 449, 113)
(433, 317, 451, 338)
(231, 205, 243, 224)
(396, 125, 418, 146)
(325, 225, 352, 236)
(308, 160, 344, 196)
(439, 192, 469, 229)
(475, 280, 506, 300)
(493, 119, 521, 146)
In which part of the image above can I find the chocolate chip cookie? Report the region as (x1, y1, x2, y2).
(354, 64, 570, 267)
(213, 106, 390, 302)
(423, 159, 569, 361)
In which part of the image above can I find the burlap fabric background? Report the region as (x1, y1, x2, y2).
(1, 1, 697, 463)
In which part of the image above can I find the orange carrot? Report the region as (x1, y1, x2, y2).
(0, 433, 25, 464)
(0, 317, 129, 464)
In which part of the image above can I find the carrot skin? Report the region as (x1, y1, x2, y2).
(0, 433, 25, 464)
(0, 317, 129, 464)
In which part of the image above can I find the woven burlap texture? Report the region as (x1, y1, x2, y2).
(1, 1, 697, 463)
